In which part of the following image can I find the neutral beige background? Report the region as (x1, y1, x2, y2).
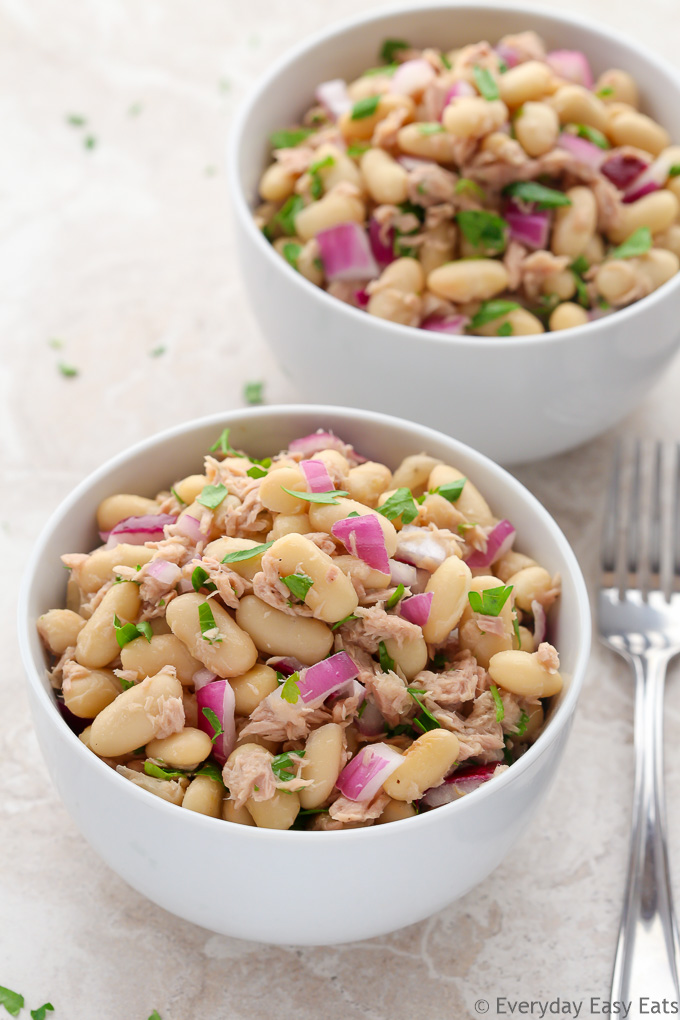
(3, 0, 680, 1017)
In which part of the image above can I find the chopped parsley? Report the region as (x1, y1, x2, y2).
(198, 601, 222, 644)
(573, 123, 610, 150)
(472, 64, 499, 101)
(432, 477, 466, 503)
(144, 761, 187, 780)
(58, 361, 79, 378)
(196, 761, 225, 784)
(118, 676, 136, 691)
(570, 255, 590, 307)
(417, 123, 445, 135)
(362, 63, 399, 77)
(274, 194, 305, 236)
(279, 671, 301, 704)
(441, 53, 452, 70)
(380, 39, 410, 62)
(504, 181, 572, 208)
(209, 427, 244, 457)
(271, 748, 305, 783)
(66, 113, 86, 126)
(669, 165, 680, 177)
(0, 987, 24, 1017)
(497, 321, 514, 336)
(468, 584, 514, 617)
(191, 565, 217, 593)
(30, 1006, 55, 1020)
(456, 209, 508, 252)
(514, 710, 530, 737)
(197, 483, 228, 509)
(490, 683, 505, 722)
(221, 540, 273, 563)
(378, 486, 419, 525)
(270, 127, 313, 149)
(84, 135, 96, 150)
(386, 583, 405, 609)
(309, 154, 335, 199)
(351, 95, 381, 120)
(113, 614, 152, 648)
(431, 650, 447, 670)
(201, 707, 223, 741)
(469, 300, 520, 329)
(171, 486, 186, 505)
(454, 177, 487, 201)
(282, 241, 302, 270)
(406, 687, 441, 733)
(246, 463, 269, 479)
(512, 612, 522, 648)
(347, 141, 370, 158)
(378, 640, 395, 673)
(48, 337, 63, 349)
(149, 345, 166, 357)
(281, 487, 349, 504)
(282, 571, 314, 601)
(331, 613, 358, 630)
(610, 226, 652, 260)
(595, 85, 614, 98)
(148, 1012, 163, 1020)
(243, 381, 264, 405)
(128, 102, 143, 117)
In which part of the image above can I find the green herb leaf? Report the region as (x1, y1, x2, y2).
(457, 209, 508, 252)
(30, 1005, 54, 1020)
(274, 194, 305, 236)
(84, 135, 96, 150)
(309, 156, 334, 200)
(669, 165, 680, 178)
(431, 650, 447, 670)
(149, 345, 166, 357)
(270, 128, 313, 149)
(198, 601, 222, 644)
(490, 682, 505, 722)
(469, 300, 520, 329)
(170, 486, 186, 505)
(351, 95, 381, 120)
(282, 241, 302, 270)
(472, 64, 500, 101)
(113, 614, 146, 649)
(280, 671, 301, 704)
(196, 761, 225, 784)
(504, 181, 572, 208)
(362, 63, 399, 77)
(498, 58, 508, 74)
(0, 988, 24, 1018)
(570, 256, 590, 308)
(282, 571, 314, 601)
(417, 122, 445, 135)
(380, 38, 410, 62)
(441, 53, 452, 70)
(58, 361, 79, 378)
(386, 583, 405, 609)
(406, 687, 441, 733)
(137, 621, 153, 643)
(468, 584, 514, 617)
(128, 102, 143, 116)
(573, 123, 610, 150)
(202, 707, 223, 741)
(144, 761, 186, 780)
(271, 748, 305, 782)
(514, 709, 529, 737)
(595, 85, 614, 98)
(148, 1012, 162, 1020)
(570, 255, 589, 276)
(197, 483, 228, 509)
(281, 487, 349, 505)
(66, 113, 86, 126)
(497, 321, 514, 336)
(246, 464, 268, 479)
(378, 487, 419, 525)
(378, 640, 395, 673)
(192, 565, 217, 593)
(347, 141, 370, 158)
(512, 612, 522, 649)
(221, 540, 273, 563)
(433, 477, 466, 503)
(331, 613, 358, 630)
(209, 427, 244, 457)
(243, 381, 264, 405)
(610, 226, 652, 260)
(454, 177, 487, 201)
(119, 676, 136, 691)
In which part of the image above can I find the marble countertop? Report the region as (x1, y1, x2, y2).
(3, 0, 680, 1016)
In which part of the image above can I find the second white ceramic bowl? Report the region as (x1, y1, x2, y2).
(229, 3, 680, 464)
(19, 406, 590, 944)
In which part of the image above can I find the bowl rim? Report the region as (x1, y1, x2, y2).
(227, 0, 680, 350)
(18, 404, 591, 842)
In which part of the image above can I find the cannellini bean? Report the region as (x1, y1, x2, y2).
(392, 454, 441, 494)
(90, 669, 184, 757)
(594, 259, 637, 304)
(308, 497, 398, 556)
(384, 633, 429, 680)
(346, 74, 393, 102)
(118, 767, 188, 804)
(268, 513, 312, 540)
(489, 649, 563, 697)
(247, 788, 301, 829)
(63, 668, 122, 718)
(638, 249, 680, 290)
(417, 492, 461, 531)
(146, 727, 213, 768)
(610, 191, 679, 244)
(397, 123, 464, 162)
(258, 465, 308, 514)
(182, 690, 198, 728)
(507, 566, 554, 612)
(229, 664, 280, 716)
(259, 163, 297, 202)
(299, 723, 344, 809)
(422, 555, 473, 644)
(172, 474, 208, 505)
(498, 61, 553, 107)
(496, 550, 537, 582)
(514, 101, 559, 156)
(443, 97, 508, 138)
(346, 461, 393, 507)
(333, 554, 390, 590)
(371, 257, 424, 294)
(551, 186, 597, 258)
(427, 259, 509, 303)
(75, 582, 141, 669)
(549, 85, 607, 132)
(339, 94, 415, 142)
(96, 494, 158, 533)
(222, 799, 256, 825)
(382, 730, 460, 801)
(541, 268, 576, 300)
(655, 224, 680, 259)
(121, 633, 203, 685)
(312, 449, 350, 481)
(376, 799, 418, 823)
(203, 537, 269, 581)
(608, 111, 669, 156)
(297, 240, 325, 286)
(595, 69, 639, 107)
(182, 775, 224, 817)
(458, 574, 513, 668)
(514, 625, 536, 653)
(166, 592, 257, 677)
(267, 533, 358, 623)
(549, 302, 590, 331)
(312, 143, 363, 192)
(37, 608, 85, 655)
(360, 148, 409, 204)
(517, 702, 544, 741)
(473, 307, 545, 336)
(419, 223, 457, 276)
(583, 234, 605, 265)
(295, 189, 366, 242)
(428, 464, 495, 527)
(668, 177, 680, 202)
(235, 595, 333, 665)
(79, 544, 154, 594)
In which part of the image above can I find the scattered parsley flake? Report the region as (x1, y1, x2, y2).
(669, 165, 680, 178)
(243, 381, 264, 405)
(282, 241, 302, 271)
(119, 676, 136, 691)
(513, 613, 522, 648)
(196, 761, 225, 784)
(362, 63, 399, 77)
(441, 53, 452, 70)
(490, 682, 505, 722)
(431, 651, 447, 670)
(406, 687, 441, 733)
(192, 565, 217, 593)
(197, 483, 229, 509)
(433, 477, 466, 503)
(497, 321, 514, 336)
(282, 571, 314, 601)
(570, 256, 590, 307)
(221, 541, 273, 564)
(48, 338, 63, 349)
(137, 621, 153, 643)
(209, 427, 245, 457)
(271, 748, 305, 783)
(280, 671, 301, 704)
(30, 1006, 54, 1020)
(469, 300, 520, 329)
(454, 178, 487, 201)
(247, 464, 268, 479)
(149, 345, 166, 357)
(270, 128, 313, 149)
(274, 194, 304, 236)
(58, 361, 79, 378)
(380, 39, 410, 63)
(113, 614, 149, 649)
(144, 761, 186, 780)
(198, 602, 222, 644)
(610, 226, 652, 260)
(201, 707, 223, 742)
(417, 122, 445, 135)
(170, 487, 186, 505)
(0, 988, 24, 1018)
(128, 102, 143, 117)
(504, 181, 571, 208)
(351, 95, 381, 120)
(281, 487, 348, 505)
(457, 209, 508, 252)
(468, 584, 514, 617)
(204, 164, 218, 177)
(331, 613, 358, 630)
(596, 85, 614, 98)
(347, 142, 370, 158)
(84, 135, 96, 150)
(378, 640, 395, 673)
(472, 64, 500, 101)
(573, 123, 610, 150)
(66, 114, 86, 127)
(386, 584, 405, 609)
(378, 487, 419, 525)
(514, 710, 530, 737)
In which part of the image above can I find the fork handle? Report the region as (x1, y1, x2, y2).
(612, 650, 680, 1007)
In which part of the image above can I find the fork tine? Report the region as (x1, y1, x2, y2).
(648, 441, 662, 586)
(626, 439, 642, 583)
(601, 439, 622, 575)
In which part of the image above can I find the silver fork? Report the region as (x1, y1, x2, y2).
(599, 440, 680, 1006)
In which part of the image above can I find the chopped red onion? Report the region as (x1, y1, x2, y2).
(443, 79, 475, 105)
(587, 305, 613, 322)
(399, 591, 433, 627)
(175, 514, 203, 544)
(317, 222, 379, 282)
(556, 132, 605, 171)
(288, 431, 347, 457)
(505, 205, 550, 250)
(465, 519, 516, 569)
(601, 152, 649, 190)
(623, 150, 679, 204)
(368, 216, 395, 269)
(177, 577, 194, 594)
(300, 458, 334, 493)
(196, 680, 235, 766)
(330, 677, 366, 703)
(421, 314, 470, 335)
(298, 651, 359, 707)
(531, 599, 547, 644)
(336, 743, 403, 801)
(390, 59, 436, 97)
(356, 698, 386, 737)
(546, 50, 593, 88)
(266, 655, 306, 675)
(192, 668, 218, 691)
(331, 514, 390, 574)
(145, 559, 181, 586)
(102, 513, 176, 548)
(389, 558, 418, 589)
(421, 763, 498, 807)
(355, 287, 370, 308)
(623, 181, 659, 204)
(495, 42, 521, 69)
(315, 79, 351, 120)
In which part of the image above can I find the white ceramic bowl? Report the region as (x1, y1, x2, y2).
(229, 3, 680, 465)
(18, 406, 590, 945)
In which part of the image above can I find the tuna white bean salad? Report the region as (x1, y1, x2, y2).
(38, 428, 563, 830)
(255, 31, 680, 335)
